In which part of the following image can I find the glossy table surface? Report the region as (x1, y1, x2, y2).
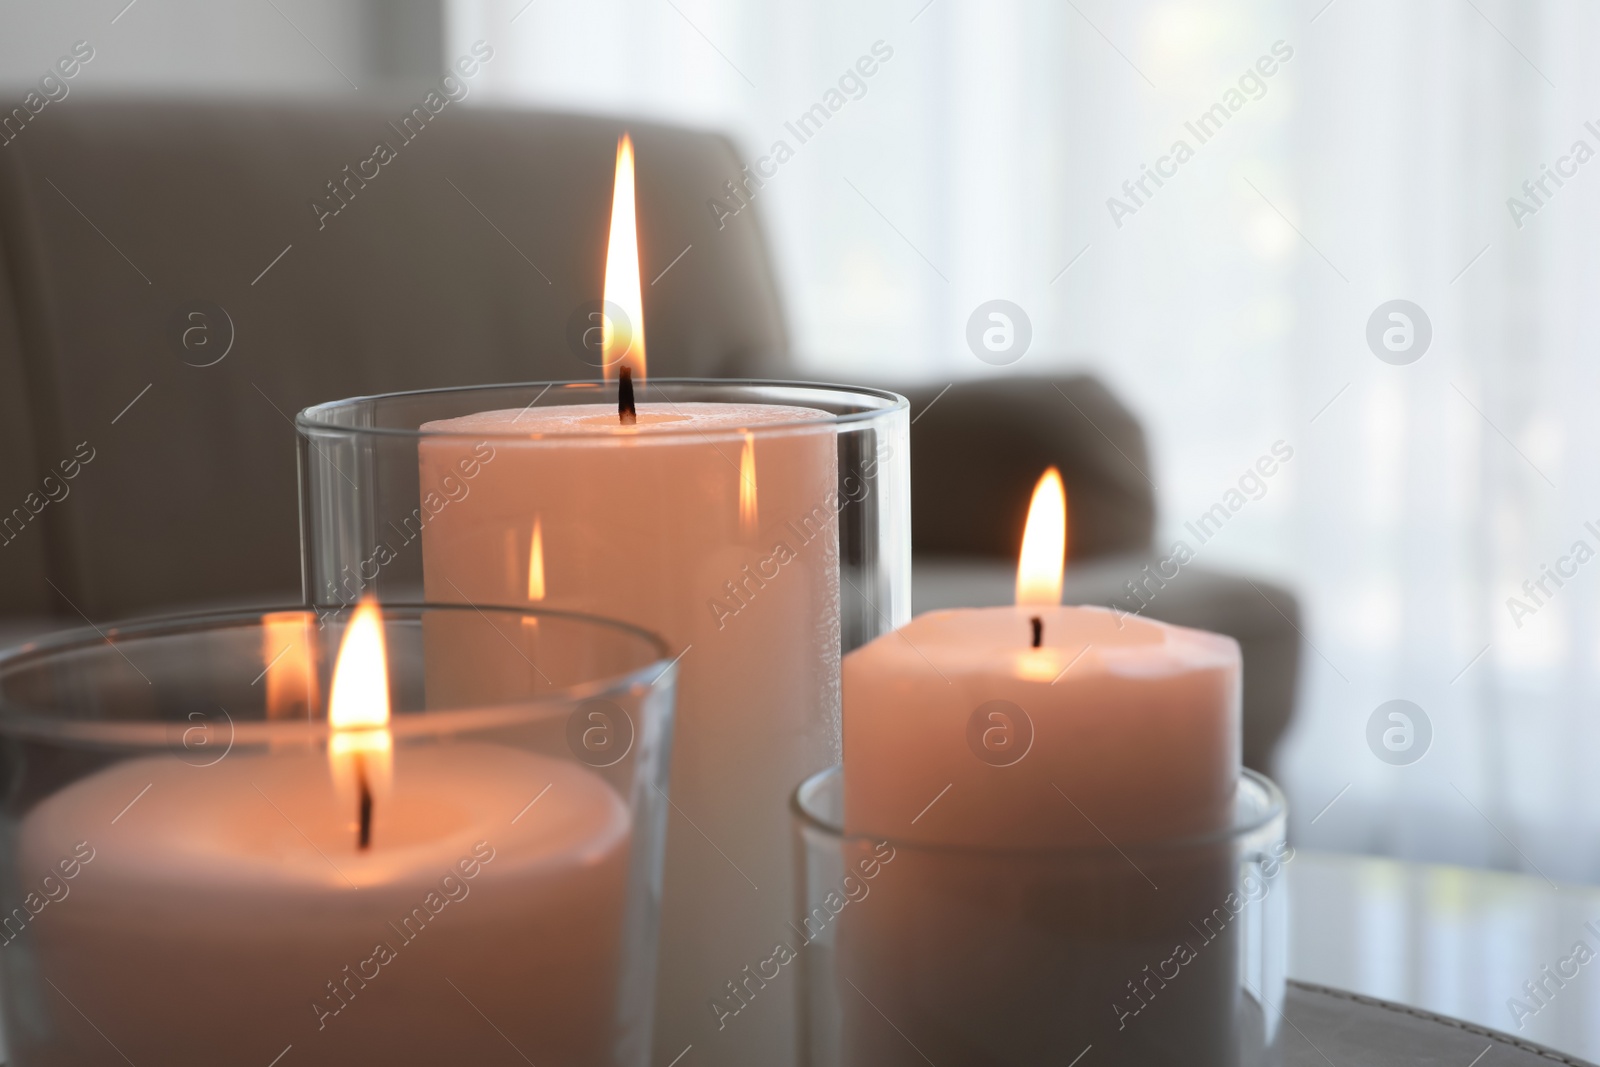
(1284, 982, 1591, 1066)
(1289, 850, 1600, 1063)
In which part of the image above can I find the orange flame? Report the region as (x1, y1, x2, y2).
(1016, 468, 1066, 606)
(328, 598, 393, 819)
(262, 610, 317, 721)
(602, 133, 646, 383)
(738, 432, 757, 534)
(527, 518, 546, 601)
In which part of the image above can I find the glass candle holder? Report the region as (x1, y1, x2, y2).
(791, 767, 1289, 1067)
(296, 379, 911, 1067)
(0, 602, 676, 1067)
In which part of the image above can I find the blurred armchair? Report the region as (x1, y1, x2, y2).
(0, 97, 786, 628)
(0, 96, 1298, 770)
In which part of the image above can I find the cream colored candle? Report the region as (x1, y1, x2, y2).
(844, 469, 1240, 845)
(414, 136, 841, 1066)
(8, 605, 634, 1067)
(418, 403, 838, 1066)
(844, 606, 1240, 845)
(14, 747, 629, 1066)
(836, 470, 1245, 1066)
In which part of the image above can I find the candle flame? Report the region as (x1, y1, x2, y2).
(739, 431, 757, 534)
(527, 518, 546, 601)
(330, 598, 390, 733)
(262, 610, 317, 720)
(1016, 467, 1066, 607)
(329, 598, 392, 842)
(602, 133, 646, 383)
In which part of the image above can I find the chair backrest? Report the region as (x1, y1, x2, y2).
(0, 97, 789, 620)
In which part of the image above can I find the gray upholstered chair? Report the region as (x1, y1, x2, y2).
(0, 97, 1299, 771)
(0, 99, 784, 623)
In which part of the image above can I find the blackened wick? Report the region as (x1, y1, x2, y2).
(619, 366, 637, 425)
(356, 756, 373, 850)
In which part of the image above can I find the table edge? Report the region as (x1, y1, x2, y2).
(1290, 980, 1597, 1066)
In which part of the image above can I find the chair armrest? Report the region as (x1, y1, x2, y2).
(894, 375, 1156, 560)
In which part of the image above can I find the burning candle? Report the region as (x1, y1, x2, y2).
(8, 602, 636, 1067)
(328, 601, 392, 850)
(415, 135, 841, 1064)
(834, 470, 1245, 1065)
(844, 468, 1240, 846)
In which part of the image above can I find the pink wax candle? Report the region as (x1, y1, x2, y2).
(413, 134, 842, 1067)
(844, 468, 1241, 846)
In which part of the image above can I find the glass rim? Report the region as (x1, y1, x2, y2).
(294, 378, 910, 441)
(792, 766, 1287, 857)
(0, 601, 674, 747)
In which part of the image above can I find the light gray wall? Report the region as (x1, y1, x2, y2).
(0, 0, 441, 95)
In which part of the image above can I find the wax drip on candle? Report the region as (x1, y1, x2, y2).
(1030, 616, 1043, 649)
(619, 367, 637, 424)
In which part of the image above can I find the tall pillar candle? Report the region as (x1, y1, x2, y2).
(413, 133, 845, 1066)
(418, 403, 839, 1065)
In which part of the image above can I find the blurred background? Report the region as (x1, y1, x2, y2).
(5, 0, 1600, 1033)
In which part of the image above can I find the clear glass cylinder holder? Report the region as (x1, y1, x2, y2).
(792, 767, 1290, 1067)
(0, 603, 676, 1067)
(296, 379, 911, 1067)
(295, 380, 909, 646)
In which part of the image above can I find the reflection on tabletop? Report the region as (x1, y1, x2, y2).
(1290, 851, 1600, 1062)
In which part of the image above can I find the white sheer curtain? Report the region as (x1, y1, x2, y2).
(448, 0, 1600, 882)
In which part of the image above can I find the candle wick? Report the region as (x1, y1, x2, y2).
(618, 366, 637, 425)
(1030, 616, 1043, 649)
(356, 754, 373, 851)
